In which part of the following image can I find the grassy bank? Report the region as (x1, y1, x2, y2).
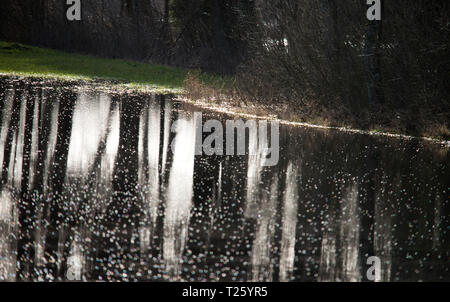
(184, 73, 450, 143)
(0, 41, 221, 92)
(0, 41, 448, 142)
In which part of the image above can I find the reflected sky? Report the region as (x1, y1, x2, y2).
(0, 77, 448, 282)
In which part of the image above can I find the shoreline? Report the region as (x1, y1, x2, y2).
(1, 73, 449, 147)
(177, 96, 450, 148)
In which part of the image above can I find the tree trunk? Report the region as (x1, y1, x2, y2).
(364, 17, 384, 106)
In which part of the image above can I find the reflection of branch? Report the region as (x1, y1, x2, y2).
(49, 89, 76, 199)
(34, 89, 54, 193)
(1, 83, 23, 184)
(21, 87, 36, 194)
(87, 99, 118, 184)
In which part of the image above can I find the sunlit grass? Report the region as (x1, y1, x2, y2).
(0, 41, 221, 92)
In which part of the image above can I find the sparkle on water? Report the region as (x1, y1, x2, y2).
(0, 77, 448, 281)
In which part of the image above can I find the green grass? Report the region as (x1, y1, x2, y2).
(0, 41, 220, 92)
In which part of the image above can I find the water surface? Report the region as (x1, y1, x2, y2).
(0, 77, 448, 281)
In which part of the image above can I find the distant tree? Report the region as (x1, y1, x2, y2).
(364, 0, 384, 106)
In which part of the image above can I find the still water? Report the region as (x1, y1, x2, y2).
(0, 77, 448, 281)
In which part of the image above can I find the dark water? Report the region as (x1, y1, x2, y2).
(0, 77, 448, 282)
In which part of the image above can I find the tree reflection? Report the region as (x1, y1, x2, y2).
(0, 78, 447, 282)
